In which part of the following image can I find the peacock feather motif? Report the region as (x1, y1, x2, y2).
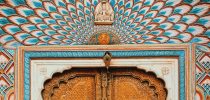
(0, 0, 210, 99)
(0, 0, 209, 51)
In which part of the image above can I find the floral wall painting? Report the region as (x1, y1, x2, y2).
(0, 0, 209, 99)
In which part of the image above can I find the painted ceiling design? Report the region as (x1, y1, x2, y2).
(0, 0, 209, 50)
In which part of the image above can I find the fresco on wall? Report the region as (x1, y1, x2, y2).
(0, 0, 209, 99)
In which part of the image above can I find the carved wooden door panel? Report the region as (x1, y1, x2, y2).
(107, 68, 167, 100)
(42, 68, 167, 100)
(42, 68, 103, 100)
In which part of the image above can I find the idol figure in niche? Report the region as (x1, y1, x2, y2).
(94, 0, 114, 23)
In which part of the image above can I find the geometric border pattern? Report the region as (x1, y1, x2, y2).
(195, 47, 210, 99)
(0, 47, 14, 100)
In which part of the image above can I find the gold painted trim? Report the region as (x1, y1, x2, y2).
(16, 44, 194, 100)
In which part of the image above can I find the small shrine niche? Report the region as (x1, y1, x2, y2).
(94, 0, 114, 25)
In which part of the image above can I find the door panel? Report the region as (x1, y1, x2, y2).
(51, 77, 95, 100)
(111, 76, 158, 100)
(108, 68, 167, 100)
(42, 68, 167, 100)
(42, 68, 102, 100)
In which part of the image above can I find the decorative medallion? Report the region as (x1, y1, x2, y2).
(88, 30, 120, 45)
(94, 0, 114, 25)
(98, 32, 110, 45)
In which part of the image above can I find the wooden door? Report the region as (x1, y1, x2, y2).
(42, 68, 167, 100)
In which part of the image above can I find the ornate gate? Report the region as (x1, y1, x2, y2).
(42, 68, 167, 100)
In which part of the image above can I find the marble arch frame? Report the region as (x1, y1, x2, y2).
(16, 44, 195, 100)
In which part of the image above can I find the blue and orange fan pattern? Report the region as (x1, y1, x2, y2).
(0, 0, 210, 99)
(0, 0, 209, 50)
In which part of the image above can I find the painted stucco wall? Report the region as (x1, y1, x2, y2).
(0, 0, 209, 99)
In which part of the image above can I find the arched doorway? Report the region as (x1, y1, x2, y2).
(42, 68, 167, 100)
